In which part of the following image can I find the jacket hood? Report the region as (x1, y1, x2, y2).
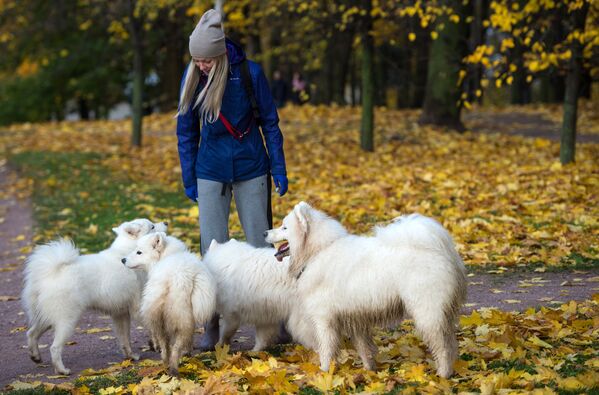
(226, 38, 246, 65)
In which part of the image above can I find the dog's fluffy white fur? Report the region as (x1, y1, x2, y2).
(265, 202, 467, 378)
(22, 218, 168, 375)
(123, 232, 216, 375)
(203, 239, 294, 351)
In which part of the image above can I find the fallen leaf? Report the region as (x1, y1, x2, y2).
(83, 327, 112, 334)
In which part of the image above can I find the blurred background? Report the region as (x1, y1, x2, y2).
(0, 1, 597, 161)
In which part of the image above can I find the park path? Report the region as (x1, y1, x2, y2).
(1, 110, 598, 387)
(463, 108, 599, 143)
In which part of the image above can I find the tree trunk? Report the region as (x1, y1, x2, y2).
(78, 98, 90, 120)
(468, 0, 486, 104)
(161, 8, 186, 110)
(419, 0, 470, 131)
(259, 14, 272, 79)
(539, 73, 565, 102)
(129, 0, 144, 147)
(510, 44, 531, 104)
(350, 50, 357, 106)
(332, 28, 354, 104)
(360, 0, 374, 152)
(560, 2, 589, 164)
(539, 10, 566, 103)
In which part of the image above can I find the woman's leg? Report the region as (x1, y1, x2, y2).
(234, 174, 292, 343)
(197, 178, 232, 255)
(233, 174, 271, 248)
(197, 178, 232, 350)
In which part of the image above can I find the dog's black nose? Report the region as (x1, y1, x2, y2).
(121, 258, 126, 264)
(263, 231, 268, 238)
(163, 221, 168, 226)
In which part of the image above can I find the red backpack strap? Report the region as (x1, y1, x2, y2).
(218, 112, 252, 140)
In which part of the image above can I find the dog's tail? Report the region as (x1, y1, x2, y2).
(22, 239, 79, 322)
(24, 239, 79, 280)
(376, 213, 467, 307)
(191, 269, 217, 325)
(376, 214, 464, 265)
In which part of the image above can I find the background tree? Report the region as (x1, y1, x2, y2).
(419, 0, 472, 131)
(465, 0, 598, 163)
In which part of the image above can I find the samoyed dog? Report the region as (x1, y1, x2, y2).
(22, 218, 168, 375)
(265, 202, 467, 378)
(123, 232, 216, 376)
(202, 239, 295, 351)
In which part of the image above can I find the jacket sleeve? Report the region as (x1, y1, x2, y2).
(253, 63, 287, 176)
(176, 68, 200, 189)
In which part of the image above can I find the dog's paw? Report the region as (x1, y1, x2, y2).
(198, 339, 216, 351)
(30, 355, 42, 364)
(55, 367, 71, 375)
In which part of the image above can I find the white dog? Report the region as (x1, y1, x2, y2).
(123, 232, 216, 376)
(22, 218, 168, 375)
(265, 202, 467, 378)
(202, 239, 295, 351)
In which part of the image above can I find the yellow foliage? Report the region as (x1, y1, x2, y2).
(2, 105, 598, 268)
(16, 58, 39, 77)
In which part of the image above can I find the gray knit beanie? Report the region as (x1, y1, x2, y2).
(189, 9, 226, 58)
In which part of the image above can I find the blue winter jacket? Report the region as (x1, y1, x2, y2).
(176, 39, 287, 190)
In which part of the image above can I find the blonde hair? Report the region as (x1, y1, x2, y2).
(176, 53, 229, 124)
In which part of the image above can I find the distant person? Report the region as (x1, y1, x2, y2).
(291, 72, 308, 105)
(175, 9, 288, 350)
(271, 70, 288, 108)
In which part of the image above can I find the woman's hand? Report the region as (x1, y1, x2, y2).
(272, 175, 288, 197)
(185, 185, 198, 202)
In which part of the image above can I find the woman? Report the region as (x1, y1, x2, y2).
(176, 9, 288, 348)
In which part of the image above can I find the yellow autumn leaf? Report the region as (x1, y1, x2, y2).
(309, 372, 345, 392)
(83, 327, 112, 334)
(528, 335, 553, 349)
(214, 343, 230, 366)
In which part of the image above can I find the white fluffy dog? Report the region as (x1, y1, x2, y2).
(123, 232, 216, 376)
(22, 218, 168, 375)
(265, 202, 467, 378)
(202, 239, 294, 351)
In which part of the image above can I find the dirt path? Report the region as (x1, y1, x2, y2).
(464, 109, 599, 143)
(1, 159, 598, 388)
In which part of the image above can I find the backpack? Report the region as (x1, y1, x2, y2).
(235, 59, 274, 229)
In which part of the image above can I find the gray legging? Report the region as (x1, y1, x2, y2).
(197, 174, 271, 255)
(196, 174, 272, 348)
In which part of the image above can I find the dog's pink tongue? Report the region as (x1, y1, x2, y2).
(274, 242, 289, 262)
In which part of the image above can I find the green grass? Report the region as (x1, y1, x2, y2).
(75, 369, 141, 394)
(2, 387, 70, 395)
(557, 353, 595, 378)
(10, 151, 198, 252)
(298, 388, 324, 395)
(487, 359, 538, 375)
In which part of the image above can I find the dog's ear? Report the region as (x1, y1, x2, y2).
(294, 202, 310, 235)
(121, 222, 142, 239)
(151, 232, 167, 253)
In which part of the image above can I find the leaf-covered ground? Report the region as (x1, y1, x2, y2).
(0, 104, 597, 393)
(6, 297, 599, 394)
(0, 104, 597, 267)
